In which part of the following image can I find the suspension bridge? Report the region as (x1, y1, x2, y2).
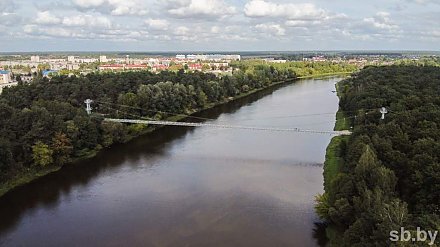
(104, 118, 352, 136)
(87, 99, 353, 136)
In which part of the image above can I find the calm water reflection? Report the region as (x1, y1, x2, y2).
(0, 78, 340, 247)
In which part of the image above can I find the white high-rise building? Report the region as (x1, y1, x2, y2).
(30, 56, 40, 63)
(99, 56, 108, 63)
(0, 70, 11, 84)
(67, 56, 75, 62)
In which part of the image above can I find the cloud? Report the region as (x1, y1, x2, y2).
(0, 0, 16, 13)
(255, 23, 285, 36)
(3, 0, 440, 50)
(24, 25, 74, 38)
(62, 14, 112, 28)
(174, 26, 190, 36)
(35, 11, 61, 25)
(23, 23, 148, 41)
(72, 0, 148, 16)
(72, 0, 105, 8)
(145, 19, 170, 31)
(244, 0, 326, 20)
(0, 12, 22, 26)
(34, 11, 112, 28)
(363, 12, 399, 31)
(166, 0, 236, 19)
(406, 0, 440, 4)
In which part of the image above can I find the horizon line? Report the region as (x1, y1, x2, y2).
(1, 49, 439, 54)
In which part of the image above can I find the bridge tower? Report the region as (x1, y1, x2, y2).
(380, 107, 388, 120)
(84, 99, 93, 115)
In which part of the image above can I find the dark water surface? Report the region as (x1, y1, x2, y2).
(0, 78, 340, 247)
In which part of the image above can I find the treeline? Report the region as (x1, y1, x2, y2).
(0, 60, 357, 192)
(317, 66, 440, 246)
(230, 60, 358, 77)
(0, 64, 299, 186)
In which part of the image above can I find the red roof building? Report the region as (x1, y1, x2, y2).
(188, 63, 203, 71)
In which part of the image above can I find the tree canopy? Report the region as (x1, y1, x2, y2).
(318, 65, 440, 246)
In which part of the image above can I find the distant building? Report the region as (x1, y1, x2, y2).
(187, 54, 197, 60)
(99, 64, 124, 71)
(264, 58, 287, 64)
(77, 58, 98, 63)
(152, 64, 168, 72)
(312, 56, 326, 62)
(125, 64, 148, 70)
(176, 54, 186, 60)
(188, 63, 203, 71)
(98, 64, 148, 71)
(0, 70, 11, 84)
(67, 64, 80, 70)
(67, 56, 75, 63)
(0, 70, 15, 94)
(30, 56, 40, 63)
(184, 54, 240, 61)
(99, 56, 108, 63)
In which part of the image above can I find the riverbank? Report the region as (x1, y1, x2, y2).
(321, 78, 351, 245)
(0, 77, 297, 198)
(297, 71, 353, 79)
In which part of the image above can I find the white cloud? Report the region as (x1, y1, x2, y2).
(72, 0, 105, 8)
(35, 11, 61, 25)
(0, 12, 21, 26)
(108, 0, 148, 16)
(24, 25, 74, 38)
(166, 0, 236, 18)
(62, 15, 112, 28)
(406, 0, 440, 4)
(72, 0, 148, 16)
(3, 0, 439, 50)
(34, 12, 112, 28)
(211, 26, 220, 33)
(363, 12, 399, 31)
(244, 0, 326, 20)
(255, 23, 285, 36)
(145, 19, 170, 30)
(174, 26, 190, 36)
(0, 0, 16, 13)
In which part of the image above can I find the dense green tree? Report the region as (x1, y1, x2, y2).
(32, 141, 53, 167)
(51, 132, 73, 165)
(321, 65, 440, 246)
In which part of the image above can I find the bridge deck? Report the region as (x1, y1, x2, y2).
(104, 118, 352, 136)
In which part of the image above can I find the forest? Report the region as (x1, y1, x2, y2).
(0, 61, 356, 195)
(316, 65, 440, 246)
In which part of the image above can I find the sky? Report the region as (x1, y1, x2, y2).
(0, 0, 439, 52)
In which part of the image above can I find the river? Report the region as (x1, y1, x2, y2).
(0, 77, 341, 247)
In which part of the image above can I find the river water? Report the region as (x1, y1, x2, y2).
(0, 77, 340, 247)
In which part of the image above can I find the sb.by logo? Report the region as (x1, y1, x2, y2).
(390, 227, 438, 246)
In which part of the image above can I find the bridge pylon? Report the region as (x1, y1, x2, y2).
(84, 99, 93, 115)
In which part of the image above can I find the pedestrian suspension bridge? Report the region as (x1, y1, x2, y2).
(104, 118, 352, 136)
(86, 99, 353, 136)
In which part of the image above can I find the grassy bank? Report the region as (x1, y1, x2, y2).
(323, 111, 350, 190)
(297, 71, 353, 79)
(0, 78, 296, 198)
(321, 79, 351, 245)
